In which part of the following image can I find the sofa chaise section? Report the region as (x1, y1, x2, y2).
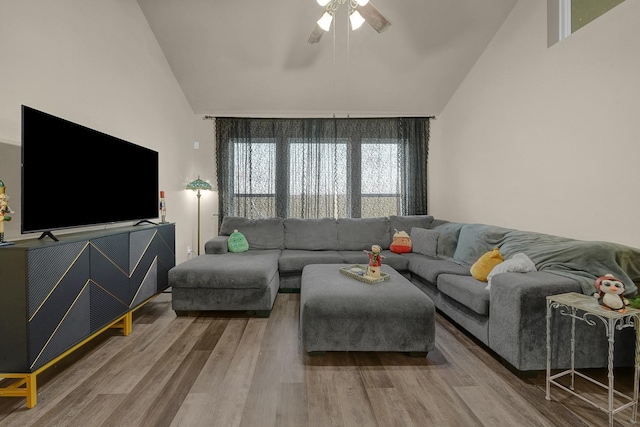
(169, 249, 281, 317)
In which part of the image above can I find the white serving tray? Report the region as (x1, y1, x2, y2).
(339, 264, 391, 284)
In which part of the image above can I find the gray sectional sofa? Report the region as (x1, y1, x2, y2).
(168, 215, 640, 372)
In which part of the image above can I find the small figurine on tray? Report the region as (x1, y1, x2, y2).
(364, 244, 385, 279)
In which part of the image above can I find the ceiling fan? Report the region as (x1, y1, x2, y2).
(308, 0, 391, 44)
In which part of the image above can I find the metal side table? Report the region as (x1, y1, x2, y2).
(546, 292, 640, 427)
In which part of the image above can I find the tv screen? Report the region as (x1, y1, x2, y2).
(21, 105, 159, 237)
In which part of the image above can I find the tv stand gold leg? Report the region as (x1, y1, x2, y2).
(110, 312, 133, 336)
(26, 374, 36, 408)
(0, 372, 37, 408)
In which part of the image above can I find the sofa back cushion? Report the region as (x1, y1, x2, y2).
(219, 217, 285, 250)
(337, 217, 391, 250)
(284, 218, 338, 250)
(453, 224, 512, 265)
(432, 222, 464, 258)
(389, 215, 433, 240)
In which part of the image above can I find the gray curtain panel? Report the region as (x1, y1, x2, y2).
(215, 117, 430, 224)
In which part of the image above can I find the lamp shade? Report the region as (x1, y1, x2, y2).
(186, 176, 212, 191)
(317, 12, 334, 31)
(349, 10, 365, 30)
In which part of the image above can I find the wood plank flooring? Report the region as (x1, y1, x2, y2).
(1, 291, 638, 426)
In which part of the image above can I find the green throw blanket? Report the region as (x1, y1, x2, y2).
(494, 230, 640, 297)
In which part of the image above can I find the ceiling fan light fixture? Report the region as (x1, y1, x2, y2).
(317, 0, 332, 6)
(317, 11, 334, 31)
(349, 10, 365, 30)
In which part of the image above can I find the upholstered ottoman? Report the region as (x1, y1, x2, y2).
(168, 250, 281, 317)
(300, 264, 435, 355)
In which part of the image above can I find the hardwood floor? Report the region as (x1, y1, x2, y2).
(1, 292, 637, 426)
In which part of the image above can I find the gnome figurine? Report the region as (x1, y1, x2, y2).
(364, 244, 384, 278)
(0, 179, 15, 244)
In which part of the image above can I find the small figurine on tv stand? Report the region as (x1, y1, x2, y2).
(364, 244, 384, 278)
(159, 190, 167, 223)
(0, 179, 15, 246)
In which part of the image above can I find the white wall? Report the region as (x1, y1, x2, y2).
(0, 0, 196, 263)
(189, 116, 218, 255)
(430, 0, 640, 247)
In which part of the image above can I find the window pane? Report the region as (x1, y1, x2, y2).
(289, 139, 348, 218)
(361, 196, 401, 218)
(233, 139, 276, 218)
(572, 0, 625, 33)
(232, 195, 276, 218)
(361, 140, 401, 217)
(361, 141, 399, 195)
(233, 140, 275, 194)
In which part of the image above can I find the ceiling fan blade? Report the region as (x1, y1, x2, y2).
(308, 23, 325, 44)
(357, 2, 391, 34)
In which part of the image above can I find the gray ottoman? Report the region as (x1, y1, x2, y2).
(300, 264, 435, 355)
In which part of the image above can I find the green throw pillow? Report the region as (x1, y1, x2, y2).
(228, 229, 249, 253)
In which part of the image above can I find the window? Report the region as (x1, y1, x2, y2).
(232, 139, 276, 218)
(361, 140, 401, 218)
(289, 138, 348, 218)
(549, 0, 626, 46)
(215, 117, 430, 222)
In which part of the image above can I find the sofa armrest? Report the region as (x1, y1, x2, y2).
(205, 236, 229, 254)
(488, 271, 581, 371)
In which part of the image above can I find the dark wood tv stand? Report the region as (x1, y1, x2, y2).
(0, 223, 175, 408)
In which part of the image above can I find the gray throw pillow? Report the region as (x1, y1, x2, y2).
(411, 227, 440, 257)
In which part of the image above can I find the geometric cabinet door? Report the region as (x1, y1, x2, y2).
(130, 225, 175, 307)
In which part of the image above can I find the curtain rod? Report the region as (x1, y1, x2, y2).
(202, 115, 435, 120)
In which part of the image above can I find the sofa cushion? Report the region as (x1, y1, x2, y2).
(377, 251, 410, 272)
(338, 250, 370, 266)
(284, 218, 338, 250)
(406, 254, 471, 284)
(337, 217, 391, 250)
(219, 217, 285, 250)
(278, 249, 345, 273)
(432, 222, 464, 258)
(389, 215, 433, 242)
(204, 236, 229, 254)
(453, 224, 511, 265)
(168, 249, 281, 289)
(338, 250, 410, 272)
(411, 227, 439, 257)
(437, 273, 490, 316)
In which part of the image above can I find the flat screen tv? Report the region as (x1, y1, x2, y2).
(21, 105, 159, 240)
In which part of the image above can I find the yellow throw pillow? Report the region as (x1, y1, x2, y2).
(470, 247, 503, 282)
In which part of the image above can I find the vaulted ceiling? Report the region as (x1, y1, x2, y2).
(137, 0, 517, 117)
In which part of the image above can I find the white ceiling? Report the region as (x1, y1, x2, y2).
(137, 0, 518, 117)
